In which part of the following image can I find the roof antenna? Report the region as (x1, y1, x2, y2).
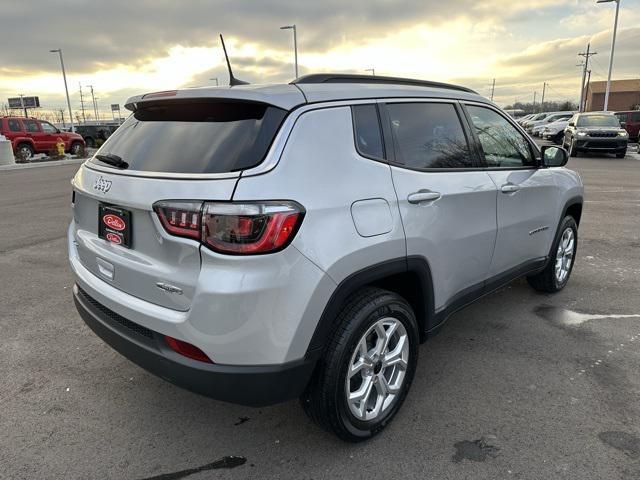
(220, 34, 249, 86)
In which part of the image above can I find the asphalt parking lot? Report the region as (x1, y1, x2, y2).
(2, 148, 640, 479)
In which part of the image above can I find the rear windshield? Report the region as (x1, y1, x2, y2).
(577, 115, 620, 127)
(89, 101, 287, 174)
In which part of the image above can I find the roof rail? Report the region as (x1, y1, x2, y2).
(292, 73, 477, 94)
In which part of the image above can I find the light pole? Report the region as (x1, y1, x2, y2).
(280, 24, 298, 78)
(365, 68, 375, 76)
(210, 77, 219, 86)
(49, 49, 75, 132)
(597, 0, 621, 111)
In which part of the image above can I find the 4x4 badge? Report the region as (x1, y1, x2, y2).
(93, 176, 112, 194)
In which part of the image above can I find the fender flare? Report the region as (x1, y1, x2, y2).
(306, 256, 435, 355)
(13, 137, 35, 151)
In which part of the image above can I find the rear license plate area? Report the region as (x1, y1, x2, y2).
(98, 204, 132, 248)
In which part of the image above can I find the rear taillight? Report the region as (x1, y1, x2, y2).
(153, 201, 202, 240)
(153, 200, 304, 255)
(164, 336, 213, 363)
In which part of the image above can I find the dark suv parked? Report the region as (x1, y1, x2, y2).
(563, 112, 628, 158)
(614, 111, 640, 141)
(74, 124, 119, 148)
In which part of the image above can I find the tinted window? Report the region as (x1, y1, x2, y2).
(577, 115, 620, 127)
(631, 112, 640, 122)
(41, 122, 57, 134)
(352, 104, 384, 159)
(467, 105, 535, 168)
(90, 101, 287, 174)
(8, 119, 22, 132)
(387, 103, 473, 169)
(23, 120, 39, 133)
(615, 113, 627, 123)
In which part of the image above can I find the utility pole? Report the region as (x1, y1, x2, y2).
(490, 78, 496, 101)
(59, 109, 66, 129)
(79, 83, 86, 124)
(584, 70, 592, 111)
(280, 25, 298, 78)
(94, 97, 99, 122)
(578, 43, 597, 113)
(49, 49, 75, 132)
(365, 68, 375, 76)
(598, 0, 621, 111)
(540, 82, 547, 112)
(533, 91, 537, 112)
(88, 85, 98, 122)
(19, 94, 27, 118)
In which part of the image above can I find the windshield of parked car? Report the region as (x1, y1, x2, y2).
(89, 100, 287, 174)
(577, 115, 620, 127)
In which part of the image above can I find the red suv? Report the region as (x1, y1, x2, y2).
(614, 111, 640, 141)
(0, 116, 85, 160)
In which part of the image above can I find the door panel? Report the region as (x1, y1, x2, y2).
(463, 103, 561, 275)
(391, 168, 497, 310)
(382, 101, 497, 310)
(485, 169, 558, 275)
(22, 119, 44, 151)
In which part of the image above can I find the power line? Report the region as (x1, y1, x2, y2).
(578, 43, 597, 112)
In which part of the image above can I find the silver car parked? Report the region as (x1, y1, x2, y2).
(69, 74, 584, 441)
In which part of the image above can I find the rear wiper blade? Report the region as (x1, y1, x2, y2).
(95, 153, 129, 169)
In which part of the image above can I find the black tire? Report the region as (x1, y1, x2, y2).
(527, 216, 578, 293)
(553, 133, 564, 145)
(85, 137, 96, 148)
(16, 143, 34, 162)
(300, 287, 419, 442)
(70, 141, 83, 155)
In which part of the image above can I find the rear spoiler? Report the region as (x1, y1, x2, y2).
(124, 85, 306, 112)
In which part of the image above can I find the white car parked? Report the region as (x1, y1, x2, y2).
(542, 119, 571, 144)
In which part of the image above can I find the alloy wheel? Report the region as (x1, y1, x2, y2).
(345, 317, 409, 422)
(555, 227, 575, 284)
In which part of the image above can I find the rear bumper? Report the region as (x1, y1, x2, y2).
(74, 284, 318, 406)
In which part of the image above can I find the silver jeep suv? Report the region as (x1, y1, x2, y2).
(69, 74, 584, 441)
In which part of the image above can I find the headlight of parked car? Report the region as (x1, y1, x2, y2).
(577, 132, 587, 137)
(618, 131, 628, 137)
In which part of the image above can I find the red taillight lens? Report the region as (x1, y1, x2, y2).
(202, 202, 304, 254)
(152, 200, 304, 255)
(153, 201, 202, 240)
(164, 335, 213, 363)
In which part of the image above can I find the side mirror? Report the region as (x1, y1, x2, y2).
(620, 121, 626, 129)
(56, 128, 61, 134)
(541, 145, 568, 167)
(568, 122, 575, 127)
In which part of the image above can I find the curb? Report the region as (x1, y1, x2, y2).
(0, 158, 85, 171)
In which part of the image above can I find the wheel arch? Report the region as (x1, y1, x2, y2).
(306, 256, 435, 356)
(562, 196, 583, 227)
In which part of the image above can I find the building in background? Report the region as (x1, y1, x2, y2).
(585, 79, 640, 112)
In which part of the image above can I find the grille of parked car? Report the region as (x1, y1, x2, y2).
(588, 132, 617, 138)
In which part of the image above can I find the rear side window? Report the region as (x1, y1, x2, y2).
(631, 112, 640, 122)
(352, 104, 384, 159)
(90, 101, 287, 174)
(8, 119, 22, 132)
(23, 120, 39, 133)
(386, 102, 473, 169)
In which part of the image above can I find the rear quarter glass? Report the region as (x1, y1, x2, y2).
(88, 100, 287, 174)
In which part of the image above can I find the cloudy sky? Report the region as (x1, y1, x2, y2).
(1, 0, 639, 119)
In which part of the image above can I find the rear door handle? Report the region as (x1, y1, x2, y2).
(500, 184, 520, 194)
(407, 190, 441, 204)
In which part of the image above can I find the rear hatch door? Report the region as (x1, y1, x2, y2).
(71, 98, 289, 311)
